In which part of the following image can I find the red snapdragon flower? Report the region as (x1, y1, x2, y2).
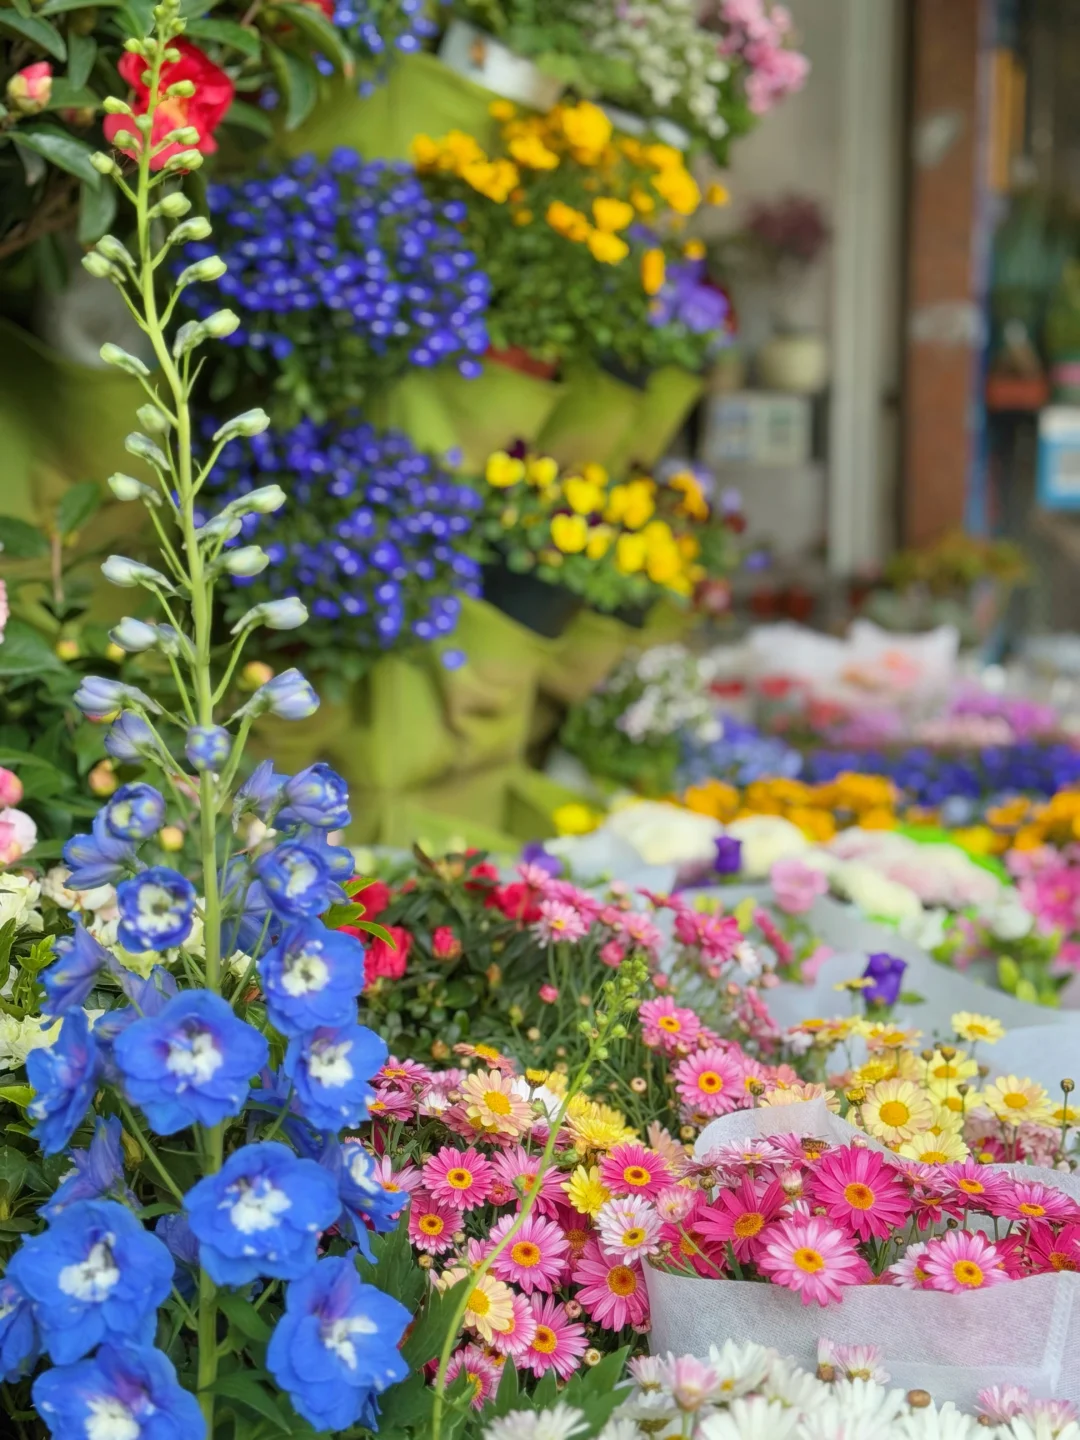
(104, 40, 234, 170)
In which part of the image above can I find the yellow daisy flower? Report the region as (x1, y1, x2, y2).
(951, 1012, 1005, 1045)
(982, 1075, 1053, 1127)
(898, 1131, 968, 1164)
(861, 1078, 934, 1143)
(563, 1164, 611, 1218)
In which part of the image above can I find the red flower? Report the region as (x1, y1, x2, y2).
(489, 882, 542, 924)
(355, 879, 391, 919)
(365, 925, 412, 984)
(104, 40, 234, 171)
(465, 860, 500, 891)
(432, 926, 461, 961)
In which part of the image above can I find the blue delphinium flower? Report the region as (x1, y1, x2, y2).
(27, 1011, 101, 1155)
(283, 1022, 387, 1131)
(103, 782, 166, 841)
(233, 759, 287, 823)
(43, 1116, 132, 1218)
(113, 990, 269, 1135)
(7, 1199, 173, 1363)
(33, 1342, 204, 1440)
(116, 867, 197, 952)
(63, 812, 139, 890)
(255, 841, 344, 920)
(72, 675, 161, 719)
(240, 668, 320, 721)
(185, 724, 232, 772)
(184, 1141, 340, 1285)
(258, 920, 365, 1037)
(267, 1255, 410, 1432)
(41, 923, 113, 1017)
(276, 762, 350, 830)
(104, 710, 158, 763)
(338, 1138, 406, 1252)
(155, 1212, 200, 1269)
(0, 1278, 38, 1383)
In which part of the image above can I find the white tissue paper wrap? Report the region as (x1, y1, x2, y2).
(645, 1098, 1080, 1405)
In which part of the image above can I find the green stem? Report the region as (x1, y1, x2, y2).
(117, 1096, 185, 1206)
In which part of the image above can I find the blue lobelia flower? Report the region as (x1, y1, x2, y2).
(63, 812, 139, 890)
(41, 923, 114, 1017)
(7, 1200, 173, 1364)
(104, 711, 157, 763)
(258, 919, 365, 1038)
(267, 1256, 409, 1432)
(184, 724, 231, 772)
(103, 783, 166, 842)
(861, 952, 907, 1008)
(283, 1022, 387, 1131)
(255, 841, 344, 920)
(276, 763, 351, 830)
(116, 866, 197, 952)
(0, 1277, 38, 1383)
(113, 990, 269, 1135)
(184, 1141, 340, 1286)
(43, 1116, 133, 1218)
(27, 1011, 101, 1155)
(33, 1342, 204, 1440)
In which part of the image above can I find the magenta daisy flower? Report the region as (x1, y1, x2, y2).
(993, 1180, 1080, 1226)
(444, 1343, 500, 1410)
(489, 1288, 537, 1359)
(572, 1238, 649, 1330)
(697, 1175, 787, 1260)
(491, 1145, 566, 1217)
(422, 1145, 494, 1211)
(922, 1230, 1008, 1293)
(377, 1056, 434, 1092)
(941, 1158, 1009, 1210)
(807, 1145, 910, 1241)
(488, 1211, 569, 1295)
(532, 900, 589, 945)
(673, 1046, 745, 1118)
(639, 997, 703, 1054)
(372, 1155, 422, 1211)
(757, 1214, 870, 1306)
(599, 1142, 672, 1199)
(407, 1190, 458, 1256)
(368, 1086, 417, 1121)
(525, 1295, 588, 1380)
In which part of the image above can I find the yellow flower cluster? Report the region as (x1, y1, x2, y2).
(683, 772, 901, 843)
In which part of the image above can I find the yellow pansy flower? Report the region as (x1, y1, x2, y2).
(706, 181, 730, 205)
(585, 524, 614, 559)
(641, 248, 666, 296)
(615, 533, 647, 574)
(486, 451, 525, 488)
(489, 99, 517, 120)
(546, 200, 591, 242)
(509, 133, 559, 170)
(668, 468, 709, 518)
(592, 197, 635, 232)
(586, 228, 629, 264)
(410, 133, 440, 168)
(683, 238, 707, 260)
(560, 100, 612, 158)
(553, 802, 602, 836)
(563, 476, 605, 515)
(630, 186, 657, 214)
(606, 479, 656, 530)
(652, 165, 702, 215)
(550, 513, 588, 553)
(646, 142, 682, 170)
(526, 455, 559, 488)
(583, 462, 608, 487)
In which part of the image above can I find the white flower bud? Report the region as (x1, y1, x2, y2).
(102, 555, 177, 593)
(171, 321, 205, 358)
(231, 598, 308, 634)
(100, 343, 150, 377)
(125, 432, 169, 472)
(153, 192, 191, 219)
(108, 473, 162, 507)
(169, 217, 212, 245)
(212, 409, 270, 443)
(176, 256, 226, 287)
(242, 484, 286, 515)
(96, 235, 135, 268)
(223, 546, 269, 577)
(110, 617, 159, 653)
(196, 513, 243, 543)
(136, 404, 172, 436)
(201, 309, 239, 339)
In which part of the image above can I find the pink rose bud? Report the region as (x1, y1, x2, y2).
(538, 984, 559, 1004)
(0, 768, 23, 808)
(7, 61, 52, 114)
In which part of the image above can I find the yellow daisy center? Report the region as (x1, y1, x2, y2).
(1002, 1092, 1029, 1110)
(483, 1090, 512, 1116)
(844, 1182, 875, 1210)
(734, 1211, 764, 1238)
(879, 1100, 910, 1127)
(622, 1227, 646, 1247)
(447, 1168, 474, 1189)
(468, 1287, 490, 1316)
(794, 1247, 825, 1273)
(511, 1241, 541, 1268)
(697, 1071, 723, 1094)
(419, 1214, 444, 1236)
(658, 1015, 681, 1033)
(607, 1265, 637, 1296)
(532, 1325, 557, 1353)
(623, 1165, 651, 1187)
(953, 1260, 984, 1287)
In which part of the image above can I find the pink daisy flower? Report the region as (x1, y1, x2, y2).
(407, 1191, 458, 1256)
(697, 1175, 788, 1260)
(658, 1354, 723, 1412)
(922, 1230, 1008, 1293)
(532, 899, 589, 946)
(491, 1146, 566, 1216)
(367, 1086, 416, 1121)
(489, 1289, 537, 1359)
(887, 1239, 932, 1289)
(807, 1145, 911, 1241)
(524, 1295, 588, 1380)
(617, 911, 664, 954)
(422, 1146, 494, 1211)
(377, 1056, 434, 1092)
(599, 1142, 672, 1199)
(444, 1343, 500, 1410)
(757, 1214, 870, 1306)
(976, 1386, 1031, 1424)
(488, 1211, 569, 1295)
(371, 1155, 422, 1213)
(596, 1194, 662, 1262)
(572, 1238, 649, 1330)
(941, 1158, 1009, 1210)
(1025, 1221, 1080, 1275)
(639, 996, 702, 1054)
(993, 1180, 1080, 1226)
(696, 1138, 787, 1174)
(542, 880, 603, 919)
(673, 1047, 745, 1118)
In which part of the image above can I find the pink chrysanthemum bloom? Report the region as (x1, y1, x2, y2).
(887, 1239, 932, 1289)
(543, 879, 604, 918)
(599, 1142, 672, 1199)
(489, 1288, 538, 1359)
(817, 1340, 889, 1384)
(367, 1087, 416, 1121)
(596, 1194, 662, 1262)
(444, 1343, 500, 1410)
(524, 1295, 589, 1380)
(657, 1354, 722, 1412)
(807, 1145, 910, 1241)
(491, 1145, 565, 1217)
(771, 1134, 831, 1167)
(516, 862, 555, 889)
(572, 1238, 649, 1330)
(532, 899, 589, 946)
(377, 1055, 434, 1092)
(993, 1179, 1080, 1226)
(371, 1154, 422, 1210)
(488, 1211, 569, 1295)
(617, 910, 664, 955)
(422, 1145, 494, 1211)
(639, 996, 703, 1054)
(941, 1157, 1009, 1210)
(697, 1175, 787, 1260)
(756, 1214, 869, 1306)
(922, 1229, 1008, 1293)
(407, 1190, 458, 1256)
(673, 1046, 745, 1118)
(1025, 1221, 1080, 1274)
(655, 1184, 698, 1224)
(698, 1138, 787, 1174)
(975, 1385, 1031, 1424)
(1029, 1399, 1080, 1429)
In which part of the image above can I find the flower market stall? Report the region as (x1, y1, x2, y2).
(10, 2, 1080, 1439)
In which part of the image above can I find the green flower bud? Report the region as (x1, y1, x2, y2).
(90, 152, 121, 176)
(108, 473, 162, 506)
(122, 38, 147, 54)
(202, 309, 240, 339)
(169, 217, 212, 246)
(100, 344, 150, 377)
(224, 546, 270, 578)
(176, 255, 226, 287)
(165, 79, 196, 98)
(124, 432, 169, 472)
(164, 149, 203, 172)
(212, 408, 270, 443)
(82, 253, 120, 282)
(133, 114, 153, 134)
(171, 321, 205, 358)
(162, 125, 199, 147)
(96, 235, 135, 269)
(111, 130, 139, 151)
(102, 97, 132, 115)
(153, 192, 192, 218)
(136, 403, 172, 436)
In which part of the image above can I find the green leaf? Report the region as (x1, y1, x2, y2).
(0, 1147, 28, 1199)
(401, 1275, 470, 1368)
(0, 621, 68, 677)
(66, 32, 97, 88)
(217, 1291, 273, 1344)
(10, 126, 101, 186)
(267, 46, 318, 130)
(275, 3, 352, 73)
(491, 1352, 519, 1415)
(0, 516, 48, 560)
(221, 98, 275, 139)
(58, 480, 102, 538)
(79, 175, 117, 245)
(40, 0, 121, 12)
(374, 1372, 432, 1432)
(0, 1086, 34, 1109)
(0, 11, 66, 59)
(186, 17, 262, 56)
(205, 1374, 293, 1434)
(898, 990, 926, 1006)
(112, 0, 156, 38)
(44, 81, 98, 111)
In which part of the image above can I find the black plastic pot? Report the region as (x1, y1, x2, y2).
(482, 561, 583, 639)
(609, 601, 650, 629)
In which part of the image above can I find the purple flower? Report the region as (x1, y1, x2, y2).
(0, 1278, 38, 1383)
(42, 923, 113, 1017)
(27, 1011, 101, 1155)
(713, 835, 743, 876)
(63, 812, 138, 890)
(861, 952, 907, 1008)
(520, 841, 562, 877)
(277, 763, 351, 830)
(185, 724, 231, 772)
